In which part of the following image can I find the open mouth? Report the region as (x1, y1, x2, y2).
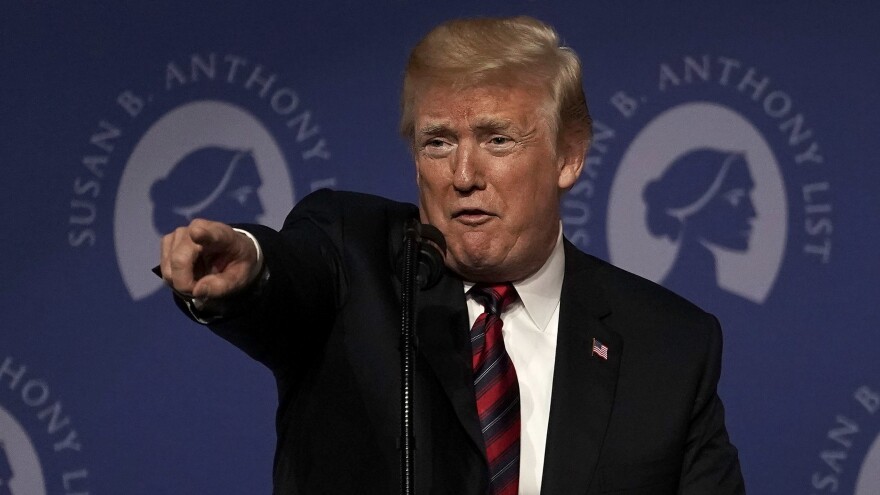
(453, 208, 495, 226)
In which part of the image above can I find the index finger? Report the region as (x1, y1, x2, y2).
(187, 218, 237, 252)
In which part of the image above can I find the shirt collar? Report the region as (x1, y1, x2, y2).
(513, 228, 565, 331)
(463, 227, 565, 332)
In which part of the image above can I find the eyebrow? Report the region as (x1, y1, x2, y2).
(471, 118, 514, 133)
(417, 118, 517, 136)
(417, 122, 451, 136)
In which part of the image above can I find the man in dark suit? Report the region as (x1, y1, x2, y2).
(160, 16, 744, 494)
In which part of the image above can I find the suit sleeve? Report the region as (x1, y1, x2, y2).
(679, 314, 746, 494)
(204, 190, 347, 372)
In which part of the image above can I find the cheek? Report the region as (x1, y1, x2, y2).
(518, 176, 558, 214)
(418, 185, 446, 226)
(417, 162, 446, 191)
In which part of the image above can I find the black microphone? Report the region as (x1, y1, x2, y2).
(400, 220, 447, 290)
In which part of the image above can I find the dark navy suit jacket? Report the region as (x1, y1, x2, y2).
(198, 189, 744, 494)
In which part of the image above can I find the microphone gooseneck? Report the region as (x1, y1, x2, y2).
(399, 219, 446, 495)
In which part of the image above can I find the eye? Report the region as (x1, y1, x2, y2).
(420, 137, 454, 158)
(722, 189, 745, 206)
(228, 186, 255, 206)
(485, 135, 515, 152)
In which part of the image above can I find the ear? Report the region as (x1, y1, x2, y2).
(557, 133, 588, 191)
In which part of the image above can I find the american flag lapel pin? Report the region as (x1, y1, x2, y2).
(591, 338, 609, 360)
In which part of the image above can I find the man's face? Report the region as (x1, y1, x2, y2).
(413, 82, 584, 282)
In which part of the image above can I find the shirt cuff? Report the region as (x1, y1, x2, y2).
(233, 227, 264, 272)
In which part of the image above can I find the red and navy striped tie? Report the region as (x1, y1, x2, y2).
(469, 283, 520, 495)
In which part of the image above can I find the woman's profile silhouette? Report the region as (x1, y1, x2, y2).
(150, 146, 265, 234)
(643, 148, 757, 301)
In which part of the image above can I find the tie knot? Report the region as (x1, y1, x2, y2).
(469, 283, 518, 315)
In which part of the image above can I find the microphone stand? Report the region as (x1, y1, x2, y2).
(399, 220, 446, 495)
(399, 224, 420, 495)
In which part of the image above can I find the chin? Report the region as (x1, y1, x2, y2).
(447, 253, 502, 282)
(450, 252, 492, 272)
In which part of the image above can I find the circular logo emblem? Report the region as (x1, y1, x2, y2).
(855, 431, 880, 494)
(114, 100, 294, 300)
(0, 405, 46, 495)
(564, 54, 832, 312)
(0, 356, 89, 494)
(66, 53, 337, 301)
(607, 102, 786, 303)
(809, 385, 880, 493)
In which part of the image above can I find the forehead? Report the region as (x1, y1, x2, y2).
(725, 158, 755, 188)
(413, 82, 553, 130)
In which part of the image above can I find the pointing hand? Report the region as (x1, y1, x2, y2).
(159, 219, 261, 301)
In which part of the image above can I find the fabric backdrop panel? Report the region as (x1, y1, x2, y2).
(2, 1, 878, 493)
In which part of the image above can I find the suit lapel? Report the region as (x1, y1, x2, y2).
(411, 239, 624, 491)
(416, 269, 487, 459)
(541, 242, 622, 495)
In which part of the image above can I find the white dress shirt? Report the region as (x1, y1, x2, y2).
(464, 230, 565, 495)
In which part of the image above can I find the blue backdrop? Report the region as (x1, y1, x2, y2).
(2, 1, 878, 493)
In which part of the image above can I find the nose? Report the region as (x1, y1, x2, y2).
(451, 141, 485, 193)
(744, 194, 757, 219)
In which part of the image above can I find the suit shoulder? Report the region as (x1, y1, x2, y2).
(565, 242, 717, 330)
(292, 189, 416, 217)
(564, 244, 723, 379)
(283, 189, 418, 229)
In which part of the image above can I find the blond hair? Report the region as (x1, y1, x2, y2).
(400, 16, 592, 146)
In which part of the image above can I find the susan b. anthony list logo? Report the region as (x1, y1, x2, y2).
(66, 53, 338, 300)
(0, 357, 89, 494)
(563, 55, 832, 309)
(809, 385, 880, 494)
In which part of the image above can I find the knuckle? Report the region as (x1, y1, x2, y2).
(169, 248, 197, 269)
(189, 218, 211, 230)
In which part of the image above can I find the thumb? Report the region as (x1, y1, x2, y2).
(191, 272, 239, 300)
